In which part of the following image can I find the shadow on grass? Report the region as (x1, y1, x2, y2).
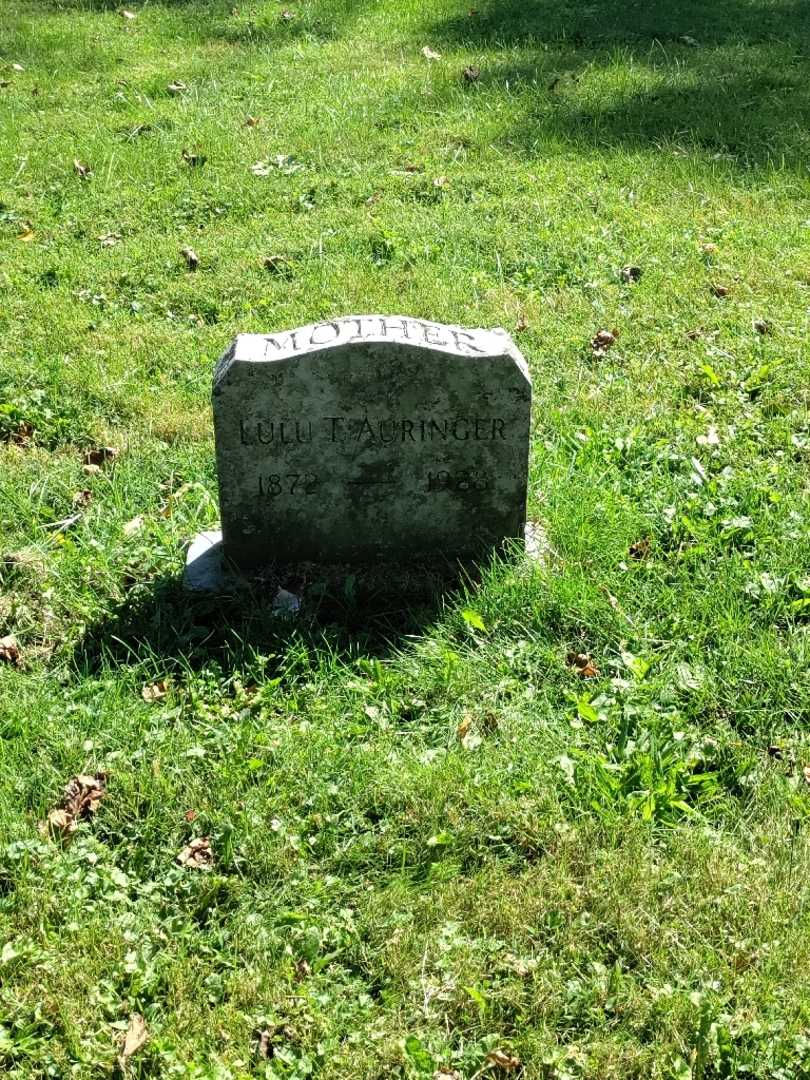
(431, 0, 810, 48)
(72, 560, 471, 675)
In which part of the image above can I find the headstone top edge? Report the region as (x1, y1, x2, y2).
(213, 315, 529, 387)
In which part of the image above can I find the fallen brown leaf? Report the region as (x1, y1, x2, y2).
(753, 318, 771, 335)
(41, 772, 107, 838)
(84, 446, 118, 467)
(83, 463, 102, 476)
(515, 314, 529, 333)
(18, 225, 35, 241)
(804, 765, 810, 786)
(456, 713, 473, 740)
(591, 328, 618, 356)
(72, 489, 92, 508)
(244, 114, 261, 127)
(701, 242, 718, 255)
(167, 80, 187, 95)
(181, 246, 199, 270)
(463, 65, 480, 82)
(711, 283, 729, 298)
(629, 537, 651, 560)
(73, 159, 91, 180)
(177, 836, 214, 870)
(184, 809, 198, 822)
(262, 254, 292, 277)
(620, 264, 642, 283)
(141, 679, 168, 702)
(119, 1013, 148, 1067)
(433, 175, 449, 188)
(422, 45, 442, 60)
(567, 652, 600, 678)
(0, 634, 21, 666)
(485, 1049, 522, 1071)
(181, 147, 206, 168)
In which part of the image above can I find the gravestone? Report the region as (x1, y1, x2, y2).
(186, 315, 531, 585)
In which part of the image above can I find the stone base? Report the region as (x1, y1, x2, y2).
(184, 522, 546, 594)
(184, 530, 234, 592)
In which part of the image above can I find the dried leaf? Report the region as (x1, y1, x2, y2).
(17, 225, 35, 242)
(73, 159, 92, 180)
(457, 713, 473, 740)
(84, 446, 118, 467)
(244, 114, 261, 127)
(184, 809, 198, 822)
(591, 328, 618, 356)
(620, 264, 642, 283)
(567, 652, 600, 679)
(629, 537, 651, 560)
(141, 679, 168, 702)
(83, 463, 102, 476)
(421, 46, 442, 60)
(462, 65, 480, 82)
(167, 80, 187, 95)
(515, 314, 529, 333)
(434, 1071, 461, 1080)
(257, 1028, 274, 1059)
(123, 515, 144, 537)
(72, 489, 92, 508)
(41, 772, 107, 837)
(262, 255, 293, 279)
(485, 1049, 522, 1071)
(753, 318, 771, 335)
(119, 1014, 149, 1065)
(433, 175, 449, 188)
(98, 231, 121, 247)
(711, 283, 729, 298)
(0, 634, 21, 667)
(181, 147, 206, 168)
(120, 9, 137, 19)
(804, 765, 810, 786)
(701, 242, 718, 255)
(181, 246, 199, 270)
(177, 836, 214, 870)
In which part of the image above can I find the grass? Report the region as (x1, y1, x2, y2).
(1, 0, 809, 1076)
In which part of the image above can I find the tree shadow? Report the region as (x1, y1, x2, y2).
(72, 559, 473, 676)
(433, 0, 810, 48)
(430, 0, 810, 171)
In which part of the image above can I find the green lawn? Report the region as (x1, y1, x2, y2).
(1, 1, 809, 1076)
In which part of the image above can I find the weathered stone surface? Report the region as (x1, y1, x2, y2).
(212, 315, 531, 568)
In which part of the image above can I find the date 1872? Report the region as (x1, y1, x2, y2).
(258, 473, 318, 496)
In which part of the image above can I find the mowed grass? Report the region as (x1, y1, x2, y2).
(1, 0, 810, 1076)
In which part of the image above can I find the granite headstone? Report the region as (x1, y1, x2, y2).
(199, 315, 532, 575)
